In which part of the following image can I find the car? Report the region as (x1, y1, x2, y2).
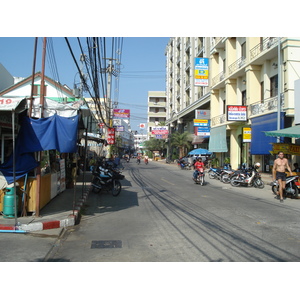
(181, 154, 211, 165)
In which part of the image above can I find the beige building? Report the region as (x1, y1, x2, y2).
(147, 91, 167, 138)
(165, 37, 300, 170)
(210, 37, 300, 170)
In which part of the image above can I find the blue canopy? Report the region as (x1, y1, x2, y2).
(188, 148, 212, 155)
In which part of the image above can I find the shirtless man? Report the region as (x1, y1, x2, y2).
(272, 151, 293, 202)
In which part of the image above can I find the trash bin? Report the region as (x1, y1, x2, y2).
(3, 183, 19, 219)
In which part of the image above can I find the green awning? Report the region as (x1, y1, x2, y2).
(208, 125, 228, 152)
(264, 125, 300, 138)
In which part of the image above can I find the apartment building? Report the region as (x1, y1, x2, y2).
(165, 37, 300, 171)
(165, 37, 211, 148)
(147, 91, 167, 138)
(210, 37, 300, 170)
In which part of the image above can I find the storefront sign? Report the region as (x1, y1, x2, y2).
(107, 128, 115, 145)
(227, 105, 247, 121)
(113, 109, 130, 118)
(194, 58, 209, 86)
(272, 143, 300, 155)
(194, 119, 210, 127)
(152, 126, 168, 135)
(243, 127, 251, 142)
(195, 109, 210, 120)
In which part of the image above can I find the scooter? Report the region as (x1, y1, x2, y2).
(272, 175, 299, 199)
(144, 158, 148, 165)
(194, 167, 205, 186)
(230, 163, 264, 188)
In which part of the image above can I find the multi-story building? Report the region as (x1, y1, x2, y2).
(209, 37, 300, 170)
(147, 91, 167, 138)
(165, 37, 211, 148)
(165, 37, 300, 171)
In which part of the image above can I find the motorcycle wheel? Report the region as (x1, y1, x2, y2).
(200, 175, 204, 186)
(253, 178, 265, 189)
(112, 180, 122, 196)
(230, 175, 241, 187)
(291, 183, 299, 199)
(221, 173, 230, 184)
(208, 171, 215, 179)
(92, 178, 102, 193)
(272, 185, 278, 195)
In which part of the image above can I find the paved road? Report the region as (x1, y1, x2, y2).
(46, 160, 300, 262)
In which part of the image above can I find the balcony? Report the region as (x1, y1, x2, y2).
(211, 113, 226, 126)
(249, 95, 283, 117)
(250, 37, 278, 61)
(228, 56, 246, 75)
(212, 71, 226, 86)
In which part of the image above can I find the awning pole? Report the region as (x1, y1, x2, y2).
(277, 37, 281, 143)
(12, 109, 17, 226)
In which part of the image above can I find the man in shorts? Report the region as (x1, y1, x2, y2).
(272, 151, 293, 202)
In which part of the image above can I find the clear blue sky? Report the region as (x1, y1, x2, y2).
(0, 37, 169, 133)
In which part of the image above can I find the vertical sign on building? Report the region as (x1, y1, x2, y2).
(194, 58, 209, 86)
(107, 128, 115, 145)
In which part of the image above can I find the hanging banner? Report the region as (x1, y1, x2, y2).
(194, 58, 209, 86)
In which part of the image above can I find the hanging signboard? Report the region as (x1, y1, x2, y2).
(227, 105, 247, 121)
(243, 127, 251, 142)
(197, 127, 210, 136)
(195, 109, 210, 120)
(113, 109, 130, 118)
(193, 119, 210, 127)
(107, 128, 115, 144)
(194, 58, 209, 86)
(152, 126, 168, 135)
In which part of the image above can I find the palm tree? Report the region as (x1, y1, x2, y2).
(143, 138, 167, 157)
(170, 132, 192, 158)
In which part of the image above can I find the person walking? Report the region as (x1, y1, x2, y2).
(272, 151, 293, 202)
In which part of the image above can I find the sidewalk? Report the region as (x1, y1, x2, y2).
(0, 171, 92, 233)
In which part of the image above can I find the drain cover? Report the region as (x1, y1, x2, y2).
(91, 240, 122, 249)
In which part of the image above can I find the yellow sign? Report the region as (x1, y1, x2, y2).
(271, 143, 300, 155)
(243, 127, 251, 142)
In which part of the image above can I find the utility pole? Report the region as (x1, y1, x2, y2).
(277, 37, 282, 143)
(103, 58, 117, 158)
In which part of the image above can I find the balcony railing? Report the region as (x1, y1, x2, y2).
(212, 71, 226, 86)
(250, 37, 278, 60)
(249, 95, 283, 117)
(228, 56, 246, 75)
(211, 113, 226, 126)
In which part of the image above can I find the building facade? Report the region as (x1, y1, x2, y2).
(165, 37, 300, 171)
(165, 37, 211, 149)
(147, 91, 167, 138)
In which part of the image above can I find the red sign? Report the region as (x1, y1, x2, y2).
(107, 128, 115, 145)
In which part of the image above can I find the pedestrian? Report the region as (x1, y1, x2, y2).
(293, 163, 300, 172)
(272, 151, 293, 202)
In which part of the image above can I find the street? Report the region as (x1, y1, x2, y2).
(44, 160, 300, 262)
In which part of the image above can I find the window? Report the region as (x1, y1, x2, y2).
(260, 81, 264, 101)
(241, 42, 246, 59)
(270, 75, 278, 97)
(242, 90, 247, 106)
(32, 84, 47, 96)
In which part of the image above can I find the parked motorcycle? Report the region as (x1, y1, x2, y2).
(92, 165, 125, 196)
(208, 167, 224, 180)
(271, 175, 299, 199)
(177, 159, 192, 170)
(230, 163, 264, 188)
(220, 169, 235, 184)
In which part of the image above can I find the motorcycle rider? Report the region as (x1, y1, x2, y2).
(272, 151, 293, 202)
(144, 155, 149, 164)
(193, 157, 205, 182)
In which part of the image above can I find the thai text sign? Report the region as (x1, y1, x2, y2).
(243, 127, 251, 142)
(113, 109, 130, 118)
(107, 128, 115, 144)
(193, 119, 210, 127)
(227, 105, 247, 121)
(195, 109, 210, 120)
(194, 58, 209, 86)
(152, 126, 168, 135)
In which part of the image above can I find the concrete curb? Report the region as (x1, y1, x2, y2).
(0, 184, 92, 233)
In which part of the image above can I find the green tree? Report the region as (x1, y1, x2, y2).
(144, 138, 167, 156)
(170, 132, 192, 158)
